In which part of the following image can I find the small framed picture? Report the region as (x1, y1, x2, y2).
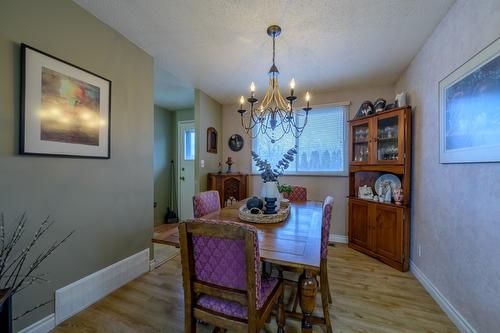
(207, 127, 217, 154)
(439, 37, 500, 163)
(20, 44, 111, 158)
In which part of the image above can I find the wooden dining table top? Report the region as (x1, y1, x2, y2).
(157, 200, 323, 272)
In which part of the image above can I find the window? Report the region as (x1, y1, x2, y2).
(184, 129, 195, 160)
(252, 104, 348, 175)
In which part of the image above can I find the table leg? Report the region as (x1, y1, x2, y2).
(300, 269, 318, 333)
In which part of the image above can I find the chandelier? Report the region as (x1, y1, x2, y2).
(237, 25, 311, 143)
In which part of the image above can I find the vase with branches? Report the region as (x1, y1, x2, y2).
(0, 213, 73, 332)
(251, 146, 298, 209)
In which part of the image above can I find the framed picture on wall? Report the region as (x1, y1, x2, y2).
(439, 37, 500, 163)
(207, 127, 217, 153)
(20, 43, 111, 158)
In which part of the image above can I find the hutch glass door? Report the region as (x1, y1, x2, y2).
(374, 110, 404, 164)
(351, 121, 370, 164)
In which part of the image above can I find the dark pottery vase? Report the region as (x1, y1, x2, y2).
(264, 197, 277, 215)
(0, 289, 12, 333)
(246, 196, 263, 211)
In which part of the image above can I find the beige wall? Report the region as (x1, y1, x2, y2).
(195, 89, 222, 192)
(395, 0, 500, 331)
(222, 85, 394, 237)
(0, 0, 154, 330)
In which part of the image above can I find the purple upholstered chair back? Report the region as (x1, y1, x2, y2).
(287, 186, 308, 202)
(321, 196, 334, 259)
(181, 219, 265, 308)
(193, 190, 221, 218)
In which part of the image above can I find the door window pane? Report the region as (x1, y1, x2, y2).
(184, 129, 195, 160)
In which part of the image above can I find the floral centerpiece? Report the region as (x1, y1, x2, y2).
(251, 146, 297, 209)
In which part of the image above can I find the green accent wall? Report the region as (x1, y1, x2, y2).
(0, 0, 154, 330)
(154, 106, 193, 223)
(154, 105, 174, 225)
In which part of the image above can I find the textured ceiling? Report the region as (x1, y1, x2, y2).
(74, 0, 455, 105)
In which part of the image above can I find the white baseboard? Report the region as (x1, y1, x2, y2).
(330, 233, 348, 244)
(410, 260, 476, 333)
(54, 248, 149, 326)
(18, 314, 55, 333)
(149, 259, 156, 271)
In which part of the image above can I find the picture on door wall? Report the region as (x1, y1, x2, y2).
(20, 44, 111, 158)
(439, 37, 500, 163)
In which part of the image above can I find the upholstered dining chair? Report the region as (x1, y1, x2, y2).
(192, 190, 221, 218)
(286, 186, 307, 202)
(291, 195, 334, 333)
(178, 219, 285, 333)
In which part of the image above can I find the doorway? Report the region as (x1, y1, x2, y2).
(177, 120, 195, 220)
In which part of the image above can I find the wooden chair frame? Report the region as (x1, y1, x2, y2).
(179, 221, 285, 333)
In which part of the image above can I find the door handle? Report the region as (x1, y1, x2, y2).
(180, 176, 185, 181)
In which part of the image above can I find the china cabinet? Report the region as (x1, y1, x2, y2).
(348, 106, 411, 271)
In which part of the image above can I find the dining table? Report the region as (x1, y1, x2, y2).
(162, 199, 323, 333)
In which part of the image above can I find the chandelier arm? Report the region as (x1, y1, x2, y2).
(260, 78, 274, 109)
(243, 110, 263, 131)
(273, 82, 289, 110)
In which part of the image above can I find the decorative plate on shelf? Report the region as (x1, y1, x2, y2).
(374, 174, 401, 196)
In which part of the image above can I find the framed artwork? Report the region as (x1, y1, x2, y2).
(207, 127, 217, 153)
(228, 134, 244, 152)
(20, 44, 111, 158)
(439, 37, 500, 163)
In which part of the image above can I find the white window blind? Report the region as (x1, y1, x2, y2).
(252, 104, 348, 175)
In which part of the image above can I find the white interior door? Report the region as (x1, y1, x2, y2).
(178, 121, 195, 220)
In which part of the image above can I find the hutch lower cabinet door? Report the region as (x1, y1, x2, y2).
(348, 199, 371, 249)
(348, 198, 408, 271)
(373, 205, 403, 263)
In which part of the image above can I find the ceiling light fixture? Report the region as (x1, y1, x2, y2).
(237, 25, 311, 143)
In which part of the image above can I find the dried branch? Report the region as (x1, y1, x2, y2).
(13, 299, 53, 321)
(0, 213, 27, 277)
(0, 212, 74, 323)
(2, 217, 53, 290)
(12, 230, 74, 294)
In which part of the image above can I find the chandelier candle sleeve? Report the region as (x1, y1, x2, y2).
(236, 25, 312, 143)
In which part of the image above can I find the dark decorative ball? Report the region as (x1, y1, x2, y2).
(247, 196, 264, 211)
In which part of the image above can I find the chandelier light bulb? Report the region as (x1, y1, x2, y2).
(250, 82, 256, 93)
(290, 78, 296, 89)
(305, 91, 310, 102)
(240, 96, 245, 105)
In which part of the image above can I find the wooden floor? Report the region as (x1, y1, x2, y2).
(52, 244, 457, 333)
